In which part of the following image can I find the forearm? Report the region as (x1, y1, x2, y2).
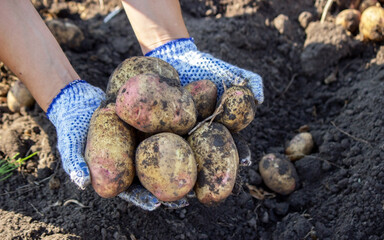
(0, 0, 79, 112)
(122, 0, 189, 54)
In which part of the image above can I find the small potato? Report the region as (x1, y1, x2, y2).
(359, 5, 384, 41)
(7, 80, 35, 112)
(116, 73, 197, 135)
(359, 0, 378, 12)
(215, 85, 257, 133)
(188, 122, 239, 205)
(106, 56, 179, 101)
(285, 132, 314, 161)
(85, 103, 136, 198)
(46, 19, 84, 49)
(184, 80, 217, 120)
(135, 133, 197, 201)
(335, 9, 361, 33)
(259, 153, 299, 195)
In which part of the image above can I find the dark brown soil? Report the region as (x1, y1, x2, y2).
(1, 0, 383, 239)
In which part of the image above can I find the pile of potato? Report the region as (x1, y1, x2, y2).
(84, 56, 258, 205)
(334, 0, 384, 41)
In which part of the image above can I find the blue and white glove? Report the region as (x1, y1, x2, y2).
(47, 80, 105, 189)
(145, 37, 264, 104)
(46, 80, 188, 211)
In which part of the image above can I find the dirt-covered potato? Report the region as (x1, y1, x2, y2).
(285, 132, 314, 161)
(259, 153, 299, 195)
(106, 56, 179, 101)
(135, 133, 197, 201)
(7, 80, 35, 112)
(184, 80, 217, 120)
(116, 73, 197, 135)
(359, 5, 384, 41)
(188, 122, 239, 205)
(335, 9, 361, 33)
(215, 85, 257, 133)
(85, 103, 136, 198)
(359, 0, 378, 12)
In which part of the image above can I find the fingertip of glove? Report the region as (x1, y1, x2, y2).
(70, 170, 91, 190)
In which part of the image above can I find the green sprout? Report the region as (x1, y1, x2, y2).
(0, 152, 38, 181)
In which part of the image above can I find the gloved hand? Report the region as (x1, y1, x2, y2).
(145, 37, 264, 104)
(46, 80, 188, 211)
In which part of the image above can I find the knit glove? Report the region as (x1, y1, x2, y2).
(47, 80, 105, 189)
(47, 80, 189, 211)
(145, 38, 264, 104)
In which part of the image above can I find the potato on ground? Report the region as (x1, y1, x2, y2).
(135, 133, 197, 201)
(188, 122, 239, 205)
(85, 103, 136, 198)
(285, 132, 314, 161)
(106, 56, 179, 101)
(184, 80, 217, 120)
(215, 85, 257, 133)
(359, 5, 384, 41)
(7, 80, 35, 112)
(259, 153, 299, 195)
(116, 73, 197, 135)
(335, 9, 361, 34)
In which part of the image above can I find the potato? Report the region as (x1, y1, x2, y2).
(135, 132, 197, 201)
(46, 19, 84, 49)
(215, 85, 257, 133)
(359, 0, 378, 12)
(188, 122, 239, 205)
(116, 73, 197, 135)
(335, 9, 361, 33)
(259, 153, 299, 195)
(85, 103, 136, 198)
(359, 5, 384, 41)
(285, 132, 314, 161)
(106, 56, 179, 101)
(184, 80, 217, 120)
(7, 80, 35, 112)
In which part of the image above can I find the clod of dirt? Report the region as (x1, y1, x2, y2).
(0, 129, 25, 157)
(45, 19, 84, 49)
(0, 83, 9, 97)
(301, 21, 360, 78)
(49, 176, 61, 190)
(272, 14, 296, 39)
(336, 0, 362, 9)
(298, 11, 315, 29)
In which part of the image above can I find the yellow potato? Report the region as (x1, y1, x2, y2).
(188, 122, 239, 205)
(135, 132, 197, 201)
(259, 153, 298, 195)
(335, 9, 361, 33)
(285, 132, 314, 161)
(106, 56, 180, 101)
(85, 103, 136, 198)
(359, 5, 384, 41)
(215, 85, 257, 133)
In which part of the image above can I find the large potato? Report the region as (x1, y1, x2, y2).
(184, 80, 217, 120)
(116, 73, 197, 135)
(215, 85, 257, 133)
(188, 122, 239, 205)
(85, 103, 136, 198)
(106, 56, 179, 101)
(259, 153, 299, 195)
(135, 133, 197, 201)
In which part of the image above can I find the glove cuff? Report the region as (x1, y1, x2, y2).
(46, 80, 105, 127)
(145, 37, 197, 59)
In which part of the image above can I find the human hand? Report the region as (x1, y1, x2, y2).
(145, 38, 264, 104)
(47, 80, 105, 189)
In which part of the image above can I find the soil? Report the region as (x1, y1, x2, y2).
(1, 0, 384, 239)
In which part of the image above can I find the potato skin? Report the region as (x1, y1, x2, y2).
(187, 122, 239, 205)
(184, 80, 217, 120)
(359, 6, 384, 41)
(116, 73, 197, 135)
(106, 56, 179, 102)
(135, 133, 197, 201)
(259, 153, 299, 195)
(216, 85, 257, 133)
(285, 132, 314, 161)
(85, 103, 136, 198)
